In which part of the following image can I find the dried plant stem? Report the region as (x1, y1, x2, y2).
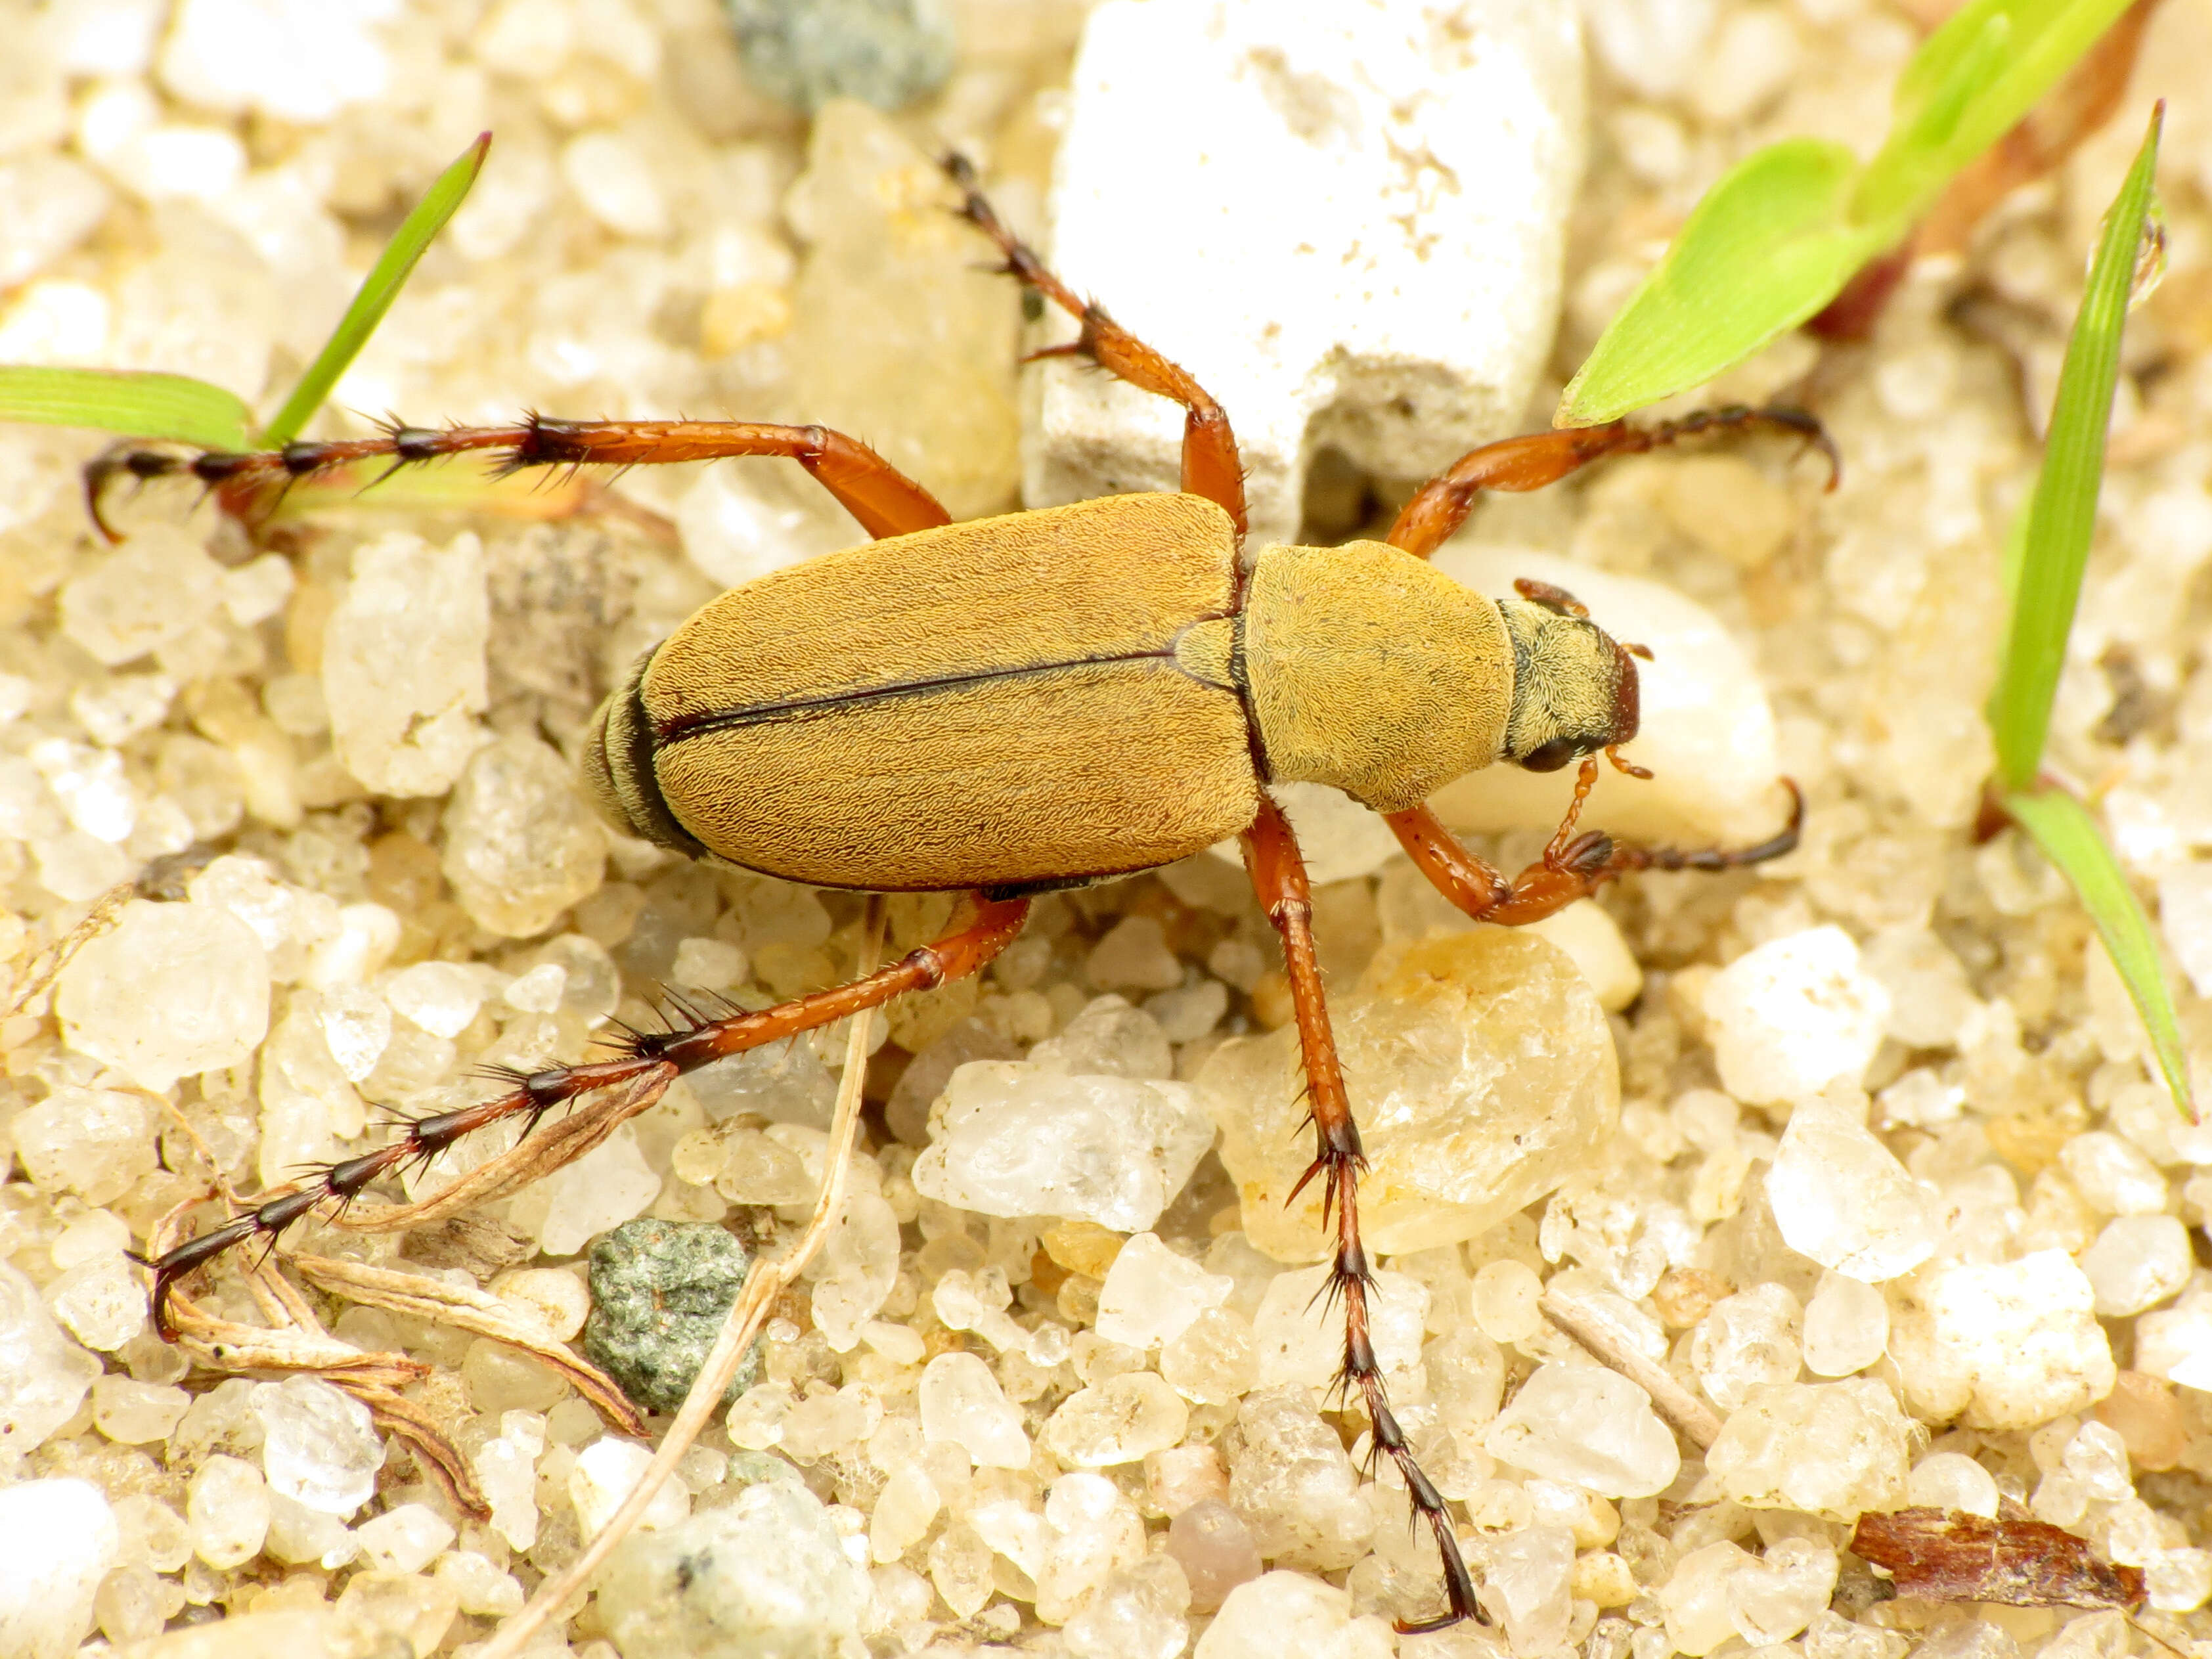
(1539, 1287, 1723, 1451)
(482, 895, 887, 1659)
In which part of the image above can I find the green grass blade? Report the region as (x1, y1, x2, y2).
(2006, 786, 2195, 1120)
(260, 133, 491, 447)
(1559, 140, 1882, 425)
(1987, 104, 2161, 791)
(0, 366, 252, 449)
(1854, 0, 2137, 225)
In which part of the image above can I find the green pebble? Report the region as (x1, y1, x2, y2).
(583, 1218, 762, 1415)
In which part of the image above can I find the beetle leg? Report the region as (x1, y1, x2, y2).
(1241, 796, 1484, 1633)
(139, 893, 1030, 1338)
(84, 418, 950, 544)
(1387, 775, 1806, 928)
(942, 155, 1249, 542)
(1384, 405, 1839, 560)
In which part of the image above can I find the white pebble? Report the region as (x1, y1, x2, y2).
(570, 1438, 687, 1540)
(188, 1453, 270, 1569)
(382, 960, 486, 1038)
(1043, 1373, 1190, 1467)
(323, 531, 488, 798)
(1096, 1232, 1234, 1350)
(354, 1502, 455, 1574)
(1484, 1361, 1681, 1498)
(919, 1351, 1029, 1469)
(1766, 1099, 1937, 1282)
(1802, 1271, 1889, 1377)
(2059, 1131, 2168, 1216)
(91, 1375, 189, 1444)
(1190, 1568, 1393, 1659)
(56, 897, 269, 1091)
(0, 1479, 118, 1659)
(1704, 927, 1891, 1106)
(1888, 1251, 2117, 1429)
(252, 1375, 383, 1517)
(1705, 1379, 1913, 1518)
(1908, 1451, 2000, 1516)
(2081, 1214, 2194, 1316)
(159, 0, 394, 122)
(913, 1059, 1214, 1233)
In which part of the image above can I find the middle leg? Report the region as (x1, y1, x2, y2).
(1242, 795, 1481, 1633)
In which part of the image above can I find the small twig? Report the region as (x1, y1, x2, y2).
(479, 895, 887, 1659)
(1540, 1287, 1723, 1451)
(5, 880, 131, 1015)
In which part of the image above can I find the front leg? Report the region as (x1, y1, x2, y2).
(1241, 795, 1482, 1633)
(1388, 764, 1806, 927)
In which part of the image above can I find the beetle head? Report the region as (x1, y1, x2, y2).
(1498, 580, 1649, 777)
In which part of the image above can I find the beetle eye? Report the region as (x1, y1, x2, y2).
(1519, 738, 1580, 773)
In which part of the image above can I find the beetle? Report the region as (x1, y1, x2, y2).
(122, 156, 1819, 1633)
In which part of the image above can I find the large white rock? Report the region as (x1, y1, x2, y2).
(0, 1478, 118, 1659)
(1032, 0, 1585, 546)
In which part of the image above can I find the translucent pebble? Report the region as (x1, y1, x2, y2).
(913, 1059, 1214, 1233)
(596, 1481, 866, 1658)
(1471, 1258, 1544, 1343)
(188, 1453, 271, 1568)
(0, 1262, 102, 1451)
(1227, 1388, 1371, 1571)
(2060, 1420, 2134, 1501)
(1483, 1361, 1680, 1497)
(1661, 1540, 1754, 1657)
(2146, 1548, 2212, 1613)
(1705, 1380, 1913, 1518)
(1162, 1307, 1261, 1404)
(1044, 1371, 1191, 1466)
(1254, 1264, 1425, 1392)
(1168, 1498, 1263, 1612)
(1803, 1608, 1913, 1659)
(812, 1189, 900, 1349)
(1860, 929, 1980, 1049)
(92, 1374, 189, 1444)
(264, 1492, 355, 1569)
(2080, 1214, 2193, 1315)
(93, 1562, 171, 1645)
(570, 1438, 688, 1540)
(1480, 1522, 1575, 1652)
(158, 0, 391, 120)
(1691, 1284, 1803, 1410)
(1887, 1251, 2116, 1428)
(1703, 927, 1890, 1105)
(12, 1085, 151, 1205)
(472, 1416, 544, 1552)
(780, 1382, 883, 1460)
(1030, 992, 1175, 1080)
(504, 961, 566, 1013)
(110, 1494, 191, 1576)
(442, 732, 607, 937)
(530, 1126, 661, 1256)
(869, 1462, 939, 1563)
(252, 1375, 384, 1517)
(382, 960, 488, 1037)
(57, 524, 224, 665)
(491, 1267, 590, 1342)
(1802, 1272, 1890, 1377)
(434, 1548, 525, 1618)
(1907, 1451, 1999, 1516)
(672, 935, 747, 992)
(562, 129, 669, 240)
(1190, 1569, 1394, 1659)
(0, 155, 111, 288)
(1765, 1100, 1937, 1281)
(1097, 1231, 1235, 1350)
(2058, 1132, 2168, 1216)
(333, 1570, 459, 1658)
(0, 1478, 118, 1659)
(1064, 1555, 1192, 1659)
(56, 897, 269, 1091)
(1147, 977, 1229, 1042)
(1088, 916, 1185, 992)
(1729, 1538, 1838, 1645)
(317, 982, 391, 1080)
(45, 1249, 144, 1350)
(1206, 933, 1617, 1258)
(919, 1351, 1029, 1468)
(324, 531, 487, 797)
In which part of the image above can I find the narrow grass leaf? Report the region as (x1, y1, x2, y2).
(260, 132, 491, 447)
(2006, 786, 2194, 1120)
(1987, 104, 2160, 790)
(0, 366, 253, 450)
(1558, 141, 1878, 425)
